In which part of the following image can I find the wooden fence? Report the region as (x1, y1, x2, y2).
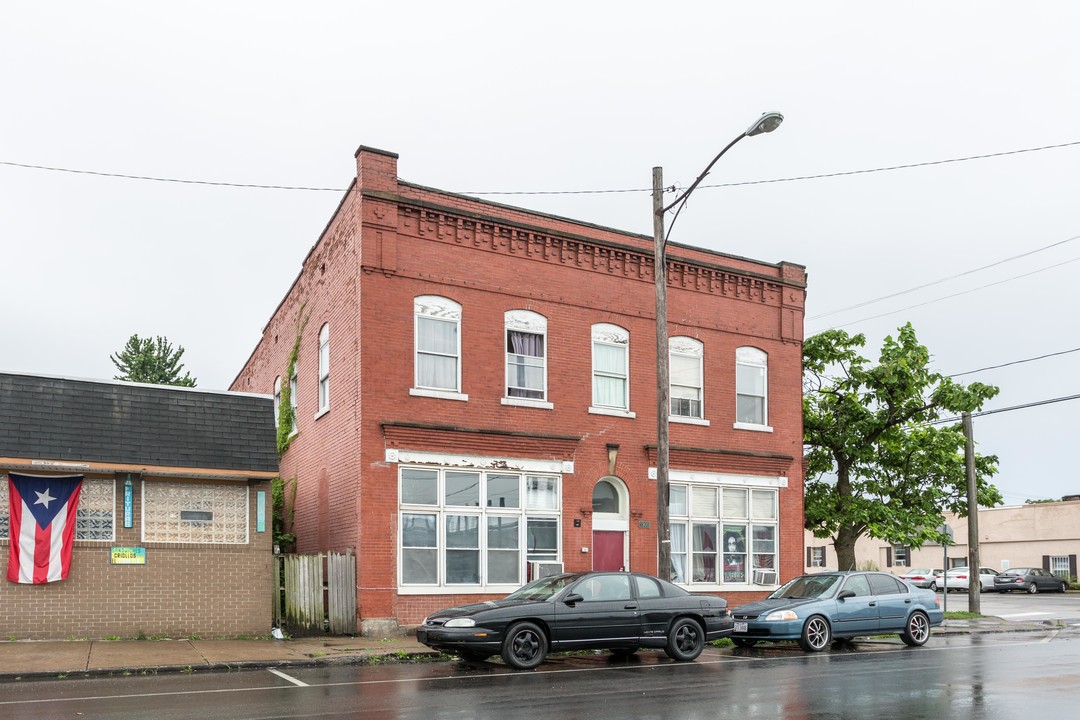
(273, 551, 357, 635)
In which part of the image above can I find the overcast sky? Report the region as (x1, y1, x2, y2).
(3, 2, 1078, 504)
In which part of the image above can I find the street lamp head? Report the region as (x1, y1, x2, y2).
(746, 112, 784, 137)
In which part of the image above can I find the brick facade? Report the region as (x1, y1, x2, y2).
(0, 478, 272, 639)
(0, 374, 278, 640)
(232, 146, 807, 633)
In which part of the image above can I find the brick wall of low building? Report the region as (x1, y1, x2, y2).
(0, 480, 273, 640)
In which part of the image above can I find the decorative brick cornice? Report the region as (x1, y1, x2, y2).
(360, 190, 806, 305)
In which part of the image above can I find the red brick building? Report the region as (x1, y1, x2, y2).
(232, 146, 807, 635)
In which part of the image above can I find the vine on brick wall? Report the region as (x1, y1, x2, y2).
(276, 304, 310, 456)
(272, 475, 297, 551)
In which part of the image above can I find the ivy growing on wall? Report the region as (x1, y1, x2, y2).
(276, 304, 310, 456)
(272, 475, 297, 551)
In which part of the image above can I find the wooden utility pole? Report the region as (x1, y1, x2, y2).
(653, 166, 671, 581)
(963, 412, 981, 614)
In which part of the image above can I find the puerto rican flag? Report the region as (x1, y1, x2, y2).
(7, 473, 83, 584)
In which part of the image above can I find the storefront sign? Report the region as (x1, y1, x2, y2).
(110, 547, 146, 565)
(124, 477, 133, 528)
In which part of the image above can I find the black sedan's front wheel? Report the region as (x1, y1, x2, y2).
(501, 621, 547, 670)
(798, 615, 831, 652)
(664, 617, 705, 661)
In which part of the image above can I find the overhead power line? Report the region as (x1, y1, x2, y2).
(809, 233, 1080, 321)
(948, 346, 1080, 378)
(932, 392, 1080, 426)
(3, 139, 1079, 195)
(817, 254, 1080, 330)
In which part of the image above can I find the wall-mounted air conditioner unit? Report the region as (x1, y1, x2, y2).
(528, 561, 564, 580)
(753, 568, 777, 586)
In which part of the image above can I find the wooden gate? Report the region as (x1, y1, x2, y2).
(273, 551, 357, 635)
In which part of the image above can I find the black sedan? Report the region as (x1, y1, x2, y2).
(993, 568, 1070, 594)
(416, 571, 733, 669)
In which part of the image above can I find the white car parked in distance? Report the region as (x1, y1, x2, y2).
(935, 566, 998, 592)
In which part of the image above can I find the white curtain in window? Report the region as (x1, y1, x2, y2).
(723, 488, 748, 518)
(417, 317, 458, 389)
(671, 523, 687, 583)
(593, 343, 627, 407)
(751, 489, 776, 519)
(691, 486, 718, 518)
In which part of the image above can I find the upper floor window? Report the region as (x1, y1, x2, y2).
(591, 323, 630, 413)
(317, 323, 330, 414)
(735, 346, 769, 429)
(414, 296, 462, 394)
(505, 310, 547, 402)
(670, 337, 704, 420)
(273, 376, 282, 425)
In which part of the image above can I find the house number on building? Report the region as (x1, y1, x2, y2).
(638, 521, 650, 529)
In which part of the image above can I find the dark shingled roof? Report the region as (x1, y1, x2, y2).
(0, 373, 278, 473)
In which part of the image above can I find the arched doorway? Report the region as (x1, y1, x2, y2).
(592, 476, 629, 571)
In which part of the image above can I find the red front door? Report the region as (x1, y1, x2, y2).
(593, 531, 625, 571)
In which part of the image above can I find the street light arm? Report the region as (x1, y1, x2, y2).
(660, 132, 748, 215)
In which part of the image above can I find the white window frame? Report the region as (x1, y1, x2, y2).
(670, 336, 707, 425)
(809, 546, 826, 568)
(273, 376, 281, 426)
(411, 296, 467, 401)
(1049, 555, 1070, 579)
(590, 323, 634, 417)
(502, 310, 551, 409)
(734, 346, 771, 431)
(398, 465, 561, 593)
(669, 479, 779, 589)
(317, 323, 330, 416)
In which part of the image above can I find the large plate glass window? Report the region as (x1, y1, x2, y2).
(399, 467, 561, 588)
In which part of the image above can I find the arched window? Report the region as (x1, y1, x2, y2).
(592, 479, 621, 514)
(317, 323, 330, 414)
(591, 323, 629, 411)
(670, 337, 703, 419)
(505, 310, 547, 401)
(735, 346, 768, 428)
(414, 296, 462, 393)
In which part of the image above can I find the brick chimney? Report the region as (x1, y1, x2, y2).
(354, 145, 399, 193)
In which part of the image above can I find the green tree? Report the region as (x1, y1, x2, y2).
(803, 323, 1002, 571)
(110, 334, 197, 387)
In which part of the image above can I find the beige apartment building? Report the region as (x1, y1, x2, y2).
(805, 499, 1080, 580)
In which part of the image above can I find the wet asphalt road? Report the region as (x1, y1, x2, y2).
(1, 630, 1077, 720)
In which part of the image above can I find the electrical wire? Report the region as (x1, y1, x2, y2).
(809, 234, 1080, 321)
(3, 139, 1079, 195)
(814, 255, 1080, 330)
(931, 392, 1080, 426)
(947, 346, 1080, 378)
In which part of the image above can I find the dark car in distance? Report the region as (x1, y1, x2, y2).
(416, 571, 734, 669)
(729, 571, 943, 652)
(993, 567, 1070, 594)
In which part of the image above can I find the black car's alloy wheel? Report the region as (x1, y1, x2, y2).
(900, 611, 930, 647)
(798, 615, 831, 652)
(501, 621, 547, 670)
(664, 617, 705, 661)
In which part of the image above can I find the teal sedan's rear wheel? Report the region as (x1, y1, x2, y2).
(900, 611, 930, 647)
(797, 615, 831, 652)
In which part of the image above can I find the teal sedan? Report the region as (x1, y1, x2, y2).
(729, 571, 944, 652)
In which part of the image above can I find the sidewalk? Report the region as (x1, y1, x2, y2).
(0, 634, 438, 682)
(0, 618, 1064, 682)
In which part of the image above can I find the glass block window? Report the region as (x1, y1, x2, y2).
(77, 478, 115, 541)
(142, 481, 248, 544)
(0, 476, 114, 541)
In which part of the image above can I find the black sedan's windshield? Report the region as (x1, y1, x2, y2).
(504, 574, 581, 602)
(769, 574, 842, 600)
